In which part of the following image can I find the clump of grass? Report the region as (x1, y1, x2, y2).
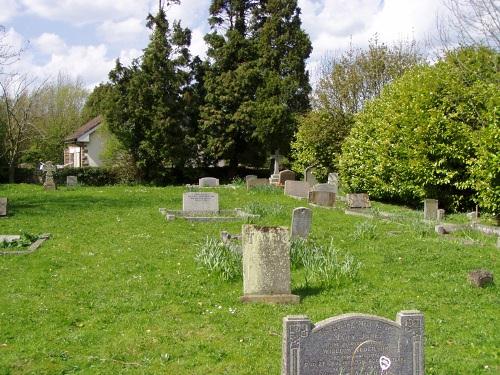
(0, 232, 38, 249)
(409, 219, 434, 238)
(351, 221, 378, 240)
(231, 177, 245, 187)
(244, 201, 284, 217)
(292, 238, 361, 288)
(195, 237, 242, 281)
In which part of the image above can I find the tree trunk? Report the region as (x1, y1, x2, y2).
(8, 163, 15, 183)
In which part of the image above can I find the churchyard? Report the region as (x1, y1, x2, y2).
(0, 183, 498, 374)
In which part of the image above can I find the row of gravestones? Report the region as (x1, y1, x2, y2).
(240, 224, 425, 374)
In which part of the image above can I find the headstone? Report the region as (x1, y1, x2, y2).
(327, 173, 339, 194)
(279, 170, 296, 186)
(437, 209, 445, 222)
(270, 150, 281, 185)
(247, 178, 269, 190)
(182, 192, 219, 213)
(241, 225, 299, 304)
(245, 175, 257, 181)
(423, 199, 438, 221)
(466, 211, 478, 221)
(66, 175, 78, 187)
(41, 161, 57, 190)
(282, 310, 425, 375)
(311, 183, 336, 193)
(304, 166, 318, 186)
(468, 269, 493, 288)
(199, 177, 219, 187)
(284, 181, 310, 199)
(309, 191, 335, 207)
(346, 193, 371, 209)
(0, 198, 6, 216)
(291, 207, 312, 239)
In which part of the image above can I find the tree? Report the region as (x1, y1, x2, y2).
(105, 3, 196, 182)
(291, 37, 423, 177)
(0, 25, 22, 72)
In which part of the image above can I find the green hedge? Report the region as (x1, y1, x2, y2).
(55, 167, 119, 186)
(339, 47, 499, 213)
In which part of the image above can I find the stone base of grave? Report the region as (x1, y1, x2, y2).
(240, 294, 300, 304)
(269, 175, 280, 185)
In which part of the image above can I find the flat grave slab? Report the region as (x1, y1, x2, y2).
(0, 234, 51, 256)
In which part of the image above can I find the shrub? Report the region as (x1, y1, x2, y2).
(55, 167, 119, 186)
(195, 237, 242, 281)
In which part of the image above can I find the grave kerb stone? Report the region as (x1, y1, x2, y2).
(182, 192, 219, 213)
(291, 207, 312, 239)
(282, 310, 424, 375)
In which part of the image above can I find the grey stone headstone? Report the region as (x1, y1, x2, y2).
(311, 183, 336, 193)
(308, 191, 335, 207)
(247, 178, 269, 190)
(199, 177, 219, 187)
(423, 199, 438, 221)
(42, 161, 57, 190)
(347, 193, 371, 208)
(245, 175, 257, 181)
(284, 181, 310, 199)
(241, 225, 299, 304)
(327, 173, 339, 194)
(282, 310, 425, 375)
(182, 192, 219, 213)
(291, 207, 312, 239)
(0, 197, 7, 216)
(304, 166, 318, 186)
(437, 209, 445, 222)
(66, 175, 78, 186)
(279, 170, 296, 186)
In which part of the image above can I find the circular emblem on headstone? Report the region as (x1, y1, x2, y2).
(379, 356, 391, 371)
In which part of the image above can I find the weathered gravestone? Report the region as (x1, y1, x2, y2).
(284, 181, 310, 199)
(308, 191, 335, 207)
(327, 173, 339, 194)
(346, 193, 371, 209)
(291, 207, 312, 239)
(66, 175, 78, 187)
(0, 198, 7, 216)
(304, 166, 318, 186)
(312, 183, 336, 193)
(41, 161, 57, 190)
(247, 178, 269, 190)
(437, 209, 445, 222)
(423, 199, 438, 221)
(245, 175, 257, 181)
(241, 225, 299, 304)
(279, 170, 296, 186)
(182, 192, 219, 213)
(282, 310, 424, 375)
(199, 177, 219, 187)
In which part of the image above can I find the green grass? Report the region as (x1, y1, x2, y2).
(0, 184, 498, 374)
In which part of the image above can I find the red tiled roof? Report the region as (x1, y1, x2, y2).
(64, 116, 102, 142)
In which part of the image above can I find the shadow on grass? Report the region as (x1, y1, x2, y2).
(293, 285, 324, 299)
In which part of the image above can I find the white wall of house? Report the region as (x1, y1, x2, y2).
(87, 130, 106, 167)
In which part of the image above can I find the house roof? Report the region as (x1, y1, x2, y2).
(65, 116, 102, 143)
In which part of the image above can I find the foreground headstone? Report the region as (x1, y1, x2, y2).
(66, 175, 78, 187)
(0, 198, 7, 216)
(308, 191, 335, 207)
(291, 208, 312, 239)
(423, 199, 438, 221)
(182, 192, 219, 213)
(42, 161, 57, 190)
(199, 177, 219, 187)
(241, 225, 299, 304)
(284, 180, 310, 199)
(247, 178, 269, 190)
(279, 170, 296, 186)
(304, 166, 318, 186)
(346, 193, 371, 209)
(282, 310, 424, 375)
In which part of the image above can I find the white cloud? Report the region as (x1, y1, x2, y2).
(97, 18, 147, 44)
(33, 33, 66, 54)
(0, 0, 19, 22)
(190, 28, 207, 59)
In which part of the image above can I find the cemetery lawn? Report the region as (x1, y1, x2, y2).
(0, 184, 498, 374)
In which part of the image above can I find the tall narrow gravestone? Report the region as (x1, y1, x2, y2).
(282, 310, 424, 375)
(0, 198, 7, 216)
(241, 225, 299, 304)
(291, 207, 312, 239)
(423, 199, 438, 221)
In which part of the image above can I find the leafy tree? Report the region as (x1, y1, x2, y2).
(339, 46, 499, 213)
(291, 37, 423, 176)
(105, 3, 196, 182)
(81, 83, 112, 122)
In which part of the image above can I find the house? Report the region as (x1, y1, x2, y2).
(64, 116, 107, 167)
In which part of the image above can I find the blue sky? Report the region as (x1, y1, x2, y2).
(1, 0, 449, 89)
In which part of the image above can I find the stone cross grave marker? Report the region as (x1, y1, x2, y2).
(284, 181, 310, 199)
(346, 193, 371, 209)
(182, 192, 219, 213)
(199, 177, 219, 187)
(304, 166, 318, 186)
(282, 310, 424, 375)
(291, 207, 312, 239)
(270, 150, 281, 185)
(41, 161, 57, 190)
(279, 170, 296, 186)
(423, 199, 438, 221)
(66, 175, 78, 187)
(0, 197, 7, 216)
(241, 225, 299, 304)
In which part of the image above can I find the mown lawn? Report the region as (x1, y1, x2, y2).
(0, 183, 498, 374)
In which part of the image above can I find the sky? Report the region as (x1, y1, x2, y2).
(0, 0, 451, 89)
